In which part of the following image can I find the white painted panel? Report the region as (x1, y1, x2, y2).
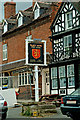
(0, 88, 17, 107)
(51, 90, 58, 94)
(59, 89, 66, 95)
(67, 88, 75, 95)
(73, 10, 75, 17)
(62, 14, 64, 21)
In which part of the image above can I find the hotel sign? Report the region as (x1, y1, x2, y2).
(28, 43, 44, 64)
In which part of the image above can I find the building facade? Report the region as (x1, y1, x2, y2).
(1, 1, 61, 99)
(49, 1, 80, 96)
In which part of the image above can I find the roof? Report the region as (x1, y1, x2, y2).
(2, 2, 59, 35)
(51, 1, 80, 28)
(38, 2, 51, 8)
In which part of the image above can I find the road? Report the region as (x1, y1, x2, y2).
(6, 107, 72, 120)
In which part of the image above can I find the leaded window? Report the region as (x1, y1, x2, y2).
(67, 64, 75, 87)
(51, 67, 58, 88)
(64, 35, 72, 55)
(3, 44, 7, 61)
(59, 66, 66, 88)
(66, 12, 72, 29)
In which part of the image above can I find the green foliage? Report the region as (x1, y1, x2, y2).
(23, 106, 32, 116)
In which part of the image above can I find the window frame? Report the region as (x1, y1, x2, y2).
(3, 44, 7, 61)
(67, 64, 75, 87)
(51, 67, 58, 89)
(34, 8, 40, 19)
(18, 72, 34, 86)
(66, 11, 72, 29)
(18, 15, 23, 27)
(64, 35, 72, 55)
(3, 23, 7, 33)
(59, 66, 66, 88)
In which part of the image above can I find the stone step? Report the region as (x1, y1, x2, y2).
(38, 104, 56, 109)
(40, 109, 57, 113)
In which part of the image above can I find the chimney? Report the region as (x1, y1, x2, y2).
(4, 2, 16, 19)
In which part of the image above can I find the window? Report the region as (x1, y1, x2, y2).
(59, 66, 66, 88)
(51, 67, 58, 88)
(64, 35, 72, 55)
(67, 64, 75, 87)
(3, 44, 7, 61)
(66, 12, 72, 29)
(3, 23, 7, 33)
(34, 8, 40, 19)
(18, 72, 34, 86)
(26, 35, 32, 39)
(18, 16, 23, 27)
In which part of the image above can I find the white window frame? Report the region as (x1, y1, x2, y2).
(59, 66, 66, 88)
(64, 35, 72, 53)
(67, 64, 75, 87)
(26, 35, 32, 40)
(34, 8, 40, 19)
(18, 72, 34, 86)
(3, 44, 7, 61)
(66, 11, 72, 29)
(18, 16, 23, 27)
(51, 67, 58, 89)
(3, 23, 7, 33)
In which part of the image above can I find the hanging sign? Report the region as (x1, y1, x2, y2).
(28, 43, 44, 64)
(26, 39, 46, 66)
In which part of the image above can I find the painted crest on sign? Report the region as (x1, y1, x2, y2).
(32, 49, 40, 59)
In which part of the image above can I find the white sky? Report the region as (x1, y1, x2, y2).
(0, 0, 32, 22)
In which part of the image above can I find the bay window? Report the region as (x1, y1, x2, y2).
(51, 67, 58, 89)
(59, 66, 66, 88)
(67, 64, 75, 87)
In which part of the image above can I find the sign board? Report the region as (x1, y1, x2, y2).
(26, 39, 46, 66)
(28, 43, 44, 64)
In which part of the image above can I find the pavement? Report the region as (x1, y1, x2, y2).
(7, 99, 72, 119)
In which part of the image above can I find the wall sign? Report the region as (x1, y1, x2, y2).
(28, 43, 44, 64)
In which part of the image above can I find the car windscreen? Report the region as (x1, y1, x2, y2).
(70, 89, 80, 96)
(0, 95, 4, 100)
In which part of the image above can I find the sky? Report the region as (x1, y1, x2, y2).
(0, 0, 32, 22)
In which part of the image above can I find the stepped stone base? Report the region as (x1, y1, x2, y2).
(22, 101, 57, 117)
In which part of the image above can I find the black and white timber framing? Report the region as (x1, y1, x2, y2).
(49, 1, 80, 96)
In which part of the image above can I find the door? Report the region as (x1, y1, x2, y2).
(45, 72, 50, 94)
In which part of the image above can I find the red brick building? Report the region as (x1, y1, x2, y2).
(0, 1, 61, 99)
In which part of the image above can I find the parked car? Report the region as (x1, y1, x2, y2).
(0, 94, 8, 119)
(60, 88, 80, 120)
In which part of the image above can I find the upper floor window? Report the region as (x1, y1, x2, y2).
(64, 35, 72, 55)
(18, 16, 23, 27)
(66, 12, 72, 29)
(26, 35, 32, 39)
(34, 7, 40, 19)
(3, 44, 7, 61)
(3, 23, 7, 33)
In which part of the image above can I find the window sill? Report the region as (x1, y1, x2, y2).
(3, 58, 8, 61)
(18, 84, 34, 86)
